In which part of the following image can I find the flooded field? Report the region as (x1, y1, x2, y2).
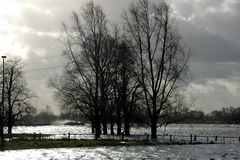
(12, 124, 240, 137)
(1, 124, 238, 159)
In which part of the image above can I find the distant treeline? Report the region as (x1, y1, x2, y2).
(16, 105, 86, 126)
(18, 105, 149, 126)
(17, 106, 240, 126)
(180, 106, 240, 124)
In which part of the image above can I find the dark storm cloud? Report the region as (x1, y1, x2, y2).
(169, 0, 240, 111)
(172, 0, 240, 63)
(169, 0, 240, 73)
(180, 21, 240, 63)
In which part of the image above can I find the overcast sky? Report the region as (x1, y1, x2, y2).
(0, 0, 239, 113)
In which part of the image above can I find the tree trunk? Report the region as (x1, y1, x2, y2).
(123, 98, 130, 136)
(110, 116, 114, 135)
(151, 96, 158, 140)
(7, 69, 13, 139)
(94, 113, 101, 139)
(100, 77, 108, 135)
(151, 119, 157, 140)
(101, 100, 107, 134)
(91, 115, 95, 134)
(124, 119, 130, 136)
(102, 120, 107, 134)
(116, 103, 121, 135)
(123, 100, 130, 136)
(7, 124, 12, 139)
(7, 108, 12, 139)
(91, 124, 95, 134)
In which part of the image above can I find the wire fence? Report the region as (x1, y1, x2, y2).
(7, 133, 240, 144)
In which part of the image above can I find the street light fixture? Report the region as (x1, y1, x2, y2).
(0, 55, 6, 149)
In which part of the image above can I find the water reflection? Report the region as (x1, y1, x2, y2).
(12, 124, 240, 137)
(0, 145, 239, 160)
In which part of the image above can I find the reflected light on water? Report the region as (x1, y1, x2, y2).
(0, 145, 239, 160)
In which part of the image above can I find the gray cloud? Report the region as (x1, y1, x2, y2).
(170, 0, 240, 111)
(27, 0, 240, 112)
(1, 0, 239, 113)
(180, 20, 240, 63)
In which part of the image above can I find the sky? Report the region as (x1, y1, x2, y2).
(0, 0, 239, 114)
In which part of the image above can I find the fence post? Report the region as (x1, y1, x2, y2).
(121, 133, 124, 141)
(33, 132, 36, 140)
(146, 134, 149, 141)
(215, 136, 218, 141)
(194, 135, 197, 141)
(190, 134, 192, 143)
(239, 137, 240, 143)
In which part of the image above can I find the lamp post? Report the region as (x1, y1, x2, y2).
(0, 55, 6, 148)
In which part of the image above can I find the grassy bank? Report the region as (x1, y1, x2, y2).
(3, 139, 158, 150)
(1, 138, 212, 150)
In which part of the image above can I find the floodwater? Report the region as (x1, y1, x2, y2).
(0, 124, 239, 159)
(12, 124, 240, 137)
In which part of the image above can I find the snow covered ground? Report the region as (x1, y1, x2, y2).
(0, 144, 239, 160)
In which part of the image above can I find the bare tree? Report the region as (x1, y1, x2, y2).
(0, 59, 36, 138)
(123, 0, 190, 139)
(56, 1, 118, 138)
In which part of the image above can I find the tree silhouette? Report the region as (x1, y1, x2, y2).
(123, 0, 190, 139)
(0, 59, 36, 138)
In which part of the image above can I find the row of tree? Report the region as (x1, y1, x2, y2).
(210, 107, 240, 124)
(49, 0, 190, 140)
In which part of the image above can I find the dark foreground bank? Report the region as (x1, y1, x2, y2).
(3, 139, 155, 150)
(2, 139, 207, 150)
